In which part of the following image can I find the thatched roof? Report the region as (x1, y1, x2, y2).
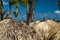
(0, 19, 60, 40)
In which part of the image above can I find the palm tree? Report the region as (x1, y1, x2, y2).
(9, 0, 38, 25)
(0, 0, 4, 20)
(18, 0, 38, 25)
(27, 0, 38, 25)
(58, 0, 60, 10)
(14, 6, 19, 17)
(9, 0, 19, 18)
(26, 0, 34, 25)
(9, 0, 24, 19)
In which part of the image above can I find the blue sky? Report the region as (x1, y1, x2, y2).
(3, 0, 60, 21)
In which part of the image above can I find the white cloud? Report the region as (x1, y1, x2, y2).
(55, 10, 60, 14)
(3, 1, 9, 5)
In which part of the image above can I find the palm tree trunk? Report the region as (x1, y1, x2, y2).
(58, 0, 60, 10)
(26, 0, 34, 25)
(26, 7, 29, 25)
(0, 0, 3, 21)
(9, 1, 12, 16)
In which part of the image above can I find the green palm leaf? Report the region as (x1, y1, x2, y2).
(14, 7, 18, 17)
(19, 0, 28, 7)
(10, 0, 19, 6)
